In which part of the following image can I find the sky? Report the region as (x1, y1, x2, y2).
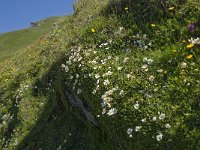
(0, 0, 75, 33)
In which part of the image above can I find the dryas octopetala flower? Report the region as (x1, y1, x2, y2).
(180, 62, 187, 68)
(134, 101, 139, 109)
(165, 124, 171, 129)
(135, 126, 142, 132)
(152, 116, 157, 121)
(127, 128, 133, 135)
(156, 132, 163, 141)
(157, 69, 164, 73)
(159, 113, 165, 120)
(77, 89, 82, 95)
(107, 108, 118, 116)
(103, 79, 110, 86)
(188, 37, 200, 45)
(119, 90, 124, 96)
(149, 75, 155, 82)
(65, 66, 69, 72)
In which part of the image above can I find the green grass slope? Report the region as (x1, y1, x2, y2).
(0, 0, 200, 150)
(0, 17, 58, 60)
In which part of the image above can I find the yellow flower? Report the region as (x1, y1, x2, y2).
(91, 28, 95, 33)
(186, 43, 194, 49)
(125, 7, 128, 11)
(186, 54, 193, 59)
(182, 40, 186, 43)
(172, 49, 177, 52)
(151, 24, 156, 27)
(169, 7, 175, 10)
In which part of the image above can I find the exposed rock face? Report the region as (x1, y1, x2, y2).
(66, 88, 99, 128)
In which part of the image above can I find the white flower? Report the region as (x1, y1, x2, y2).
(142, 64, 148, 69)
(156, 133, 163, 141)
(102, 108, 106, 114)
(92, 89, 96, 94)
(77, 89, 82, 94)
(115, 57, 119, 61)
(107, 108, 118, 116)
(119, 90, 124, 96)
(76, 74, 79, 78)
(135, 126, 142, 132)
(57, 145, 61, 150)
(107, 71, 113, 75)
(188, 37, 200, 45)
(127, 128, 133, 135)
(180, 62, 187, 68)
(103, 79, 110, 86)
(152, 116, 157, 121)
(159, 113, 165, 120)
(149, 75, 155, 82)
(107, 56, 112, 59)
(134, 101, 139, 109)
(143, 57, 153, 65)
(65, 66, 69, 72)
(157, 69, 163, 73)
(61, 64, 65, 69)
(103, 71, 113, 77)
(95, 74, 100, 79)
(101, 102, 106, 107)
(117, 67, 122, 71)
(127, 74, 133, 79)
(141, 118, 146, 123)
(165, 124, 171, 129)
(96, 80, 100, 84)
(123, 57, 129, 63)
(66, 60, 72, 65)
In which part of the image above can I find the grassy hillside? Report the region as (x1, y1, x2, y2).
(0, 0, 200, 149)
(0, 17, 58, 60)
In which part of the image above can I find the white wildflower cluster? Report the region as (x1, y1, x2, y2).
(114, 26, 124, 34)
(142, 57, 153, 72)
(16, 83, 30, 98)
(127, 128, 133, 137)
(127, 126, 142, 138)
(107, 108, 118, 116)
(61, 47, 88, 94)
(143, 57, 153, 65)
(101, 87, 118, 108)
(188, 37, 200, 45)
(133, 33, 152, 50)
(60, 42, 173, 144)
(158, 112, 165, 120)
(99, 42, 109, 48)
